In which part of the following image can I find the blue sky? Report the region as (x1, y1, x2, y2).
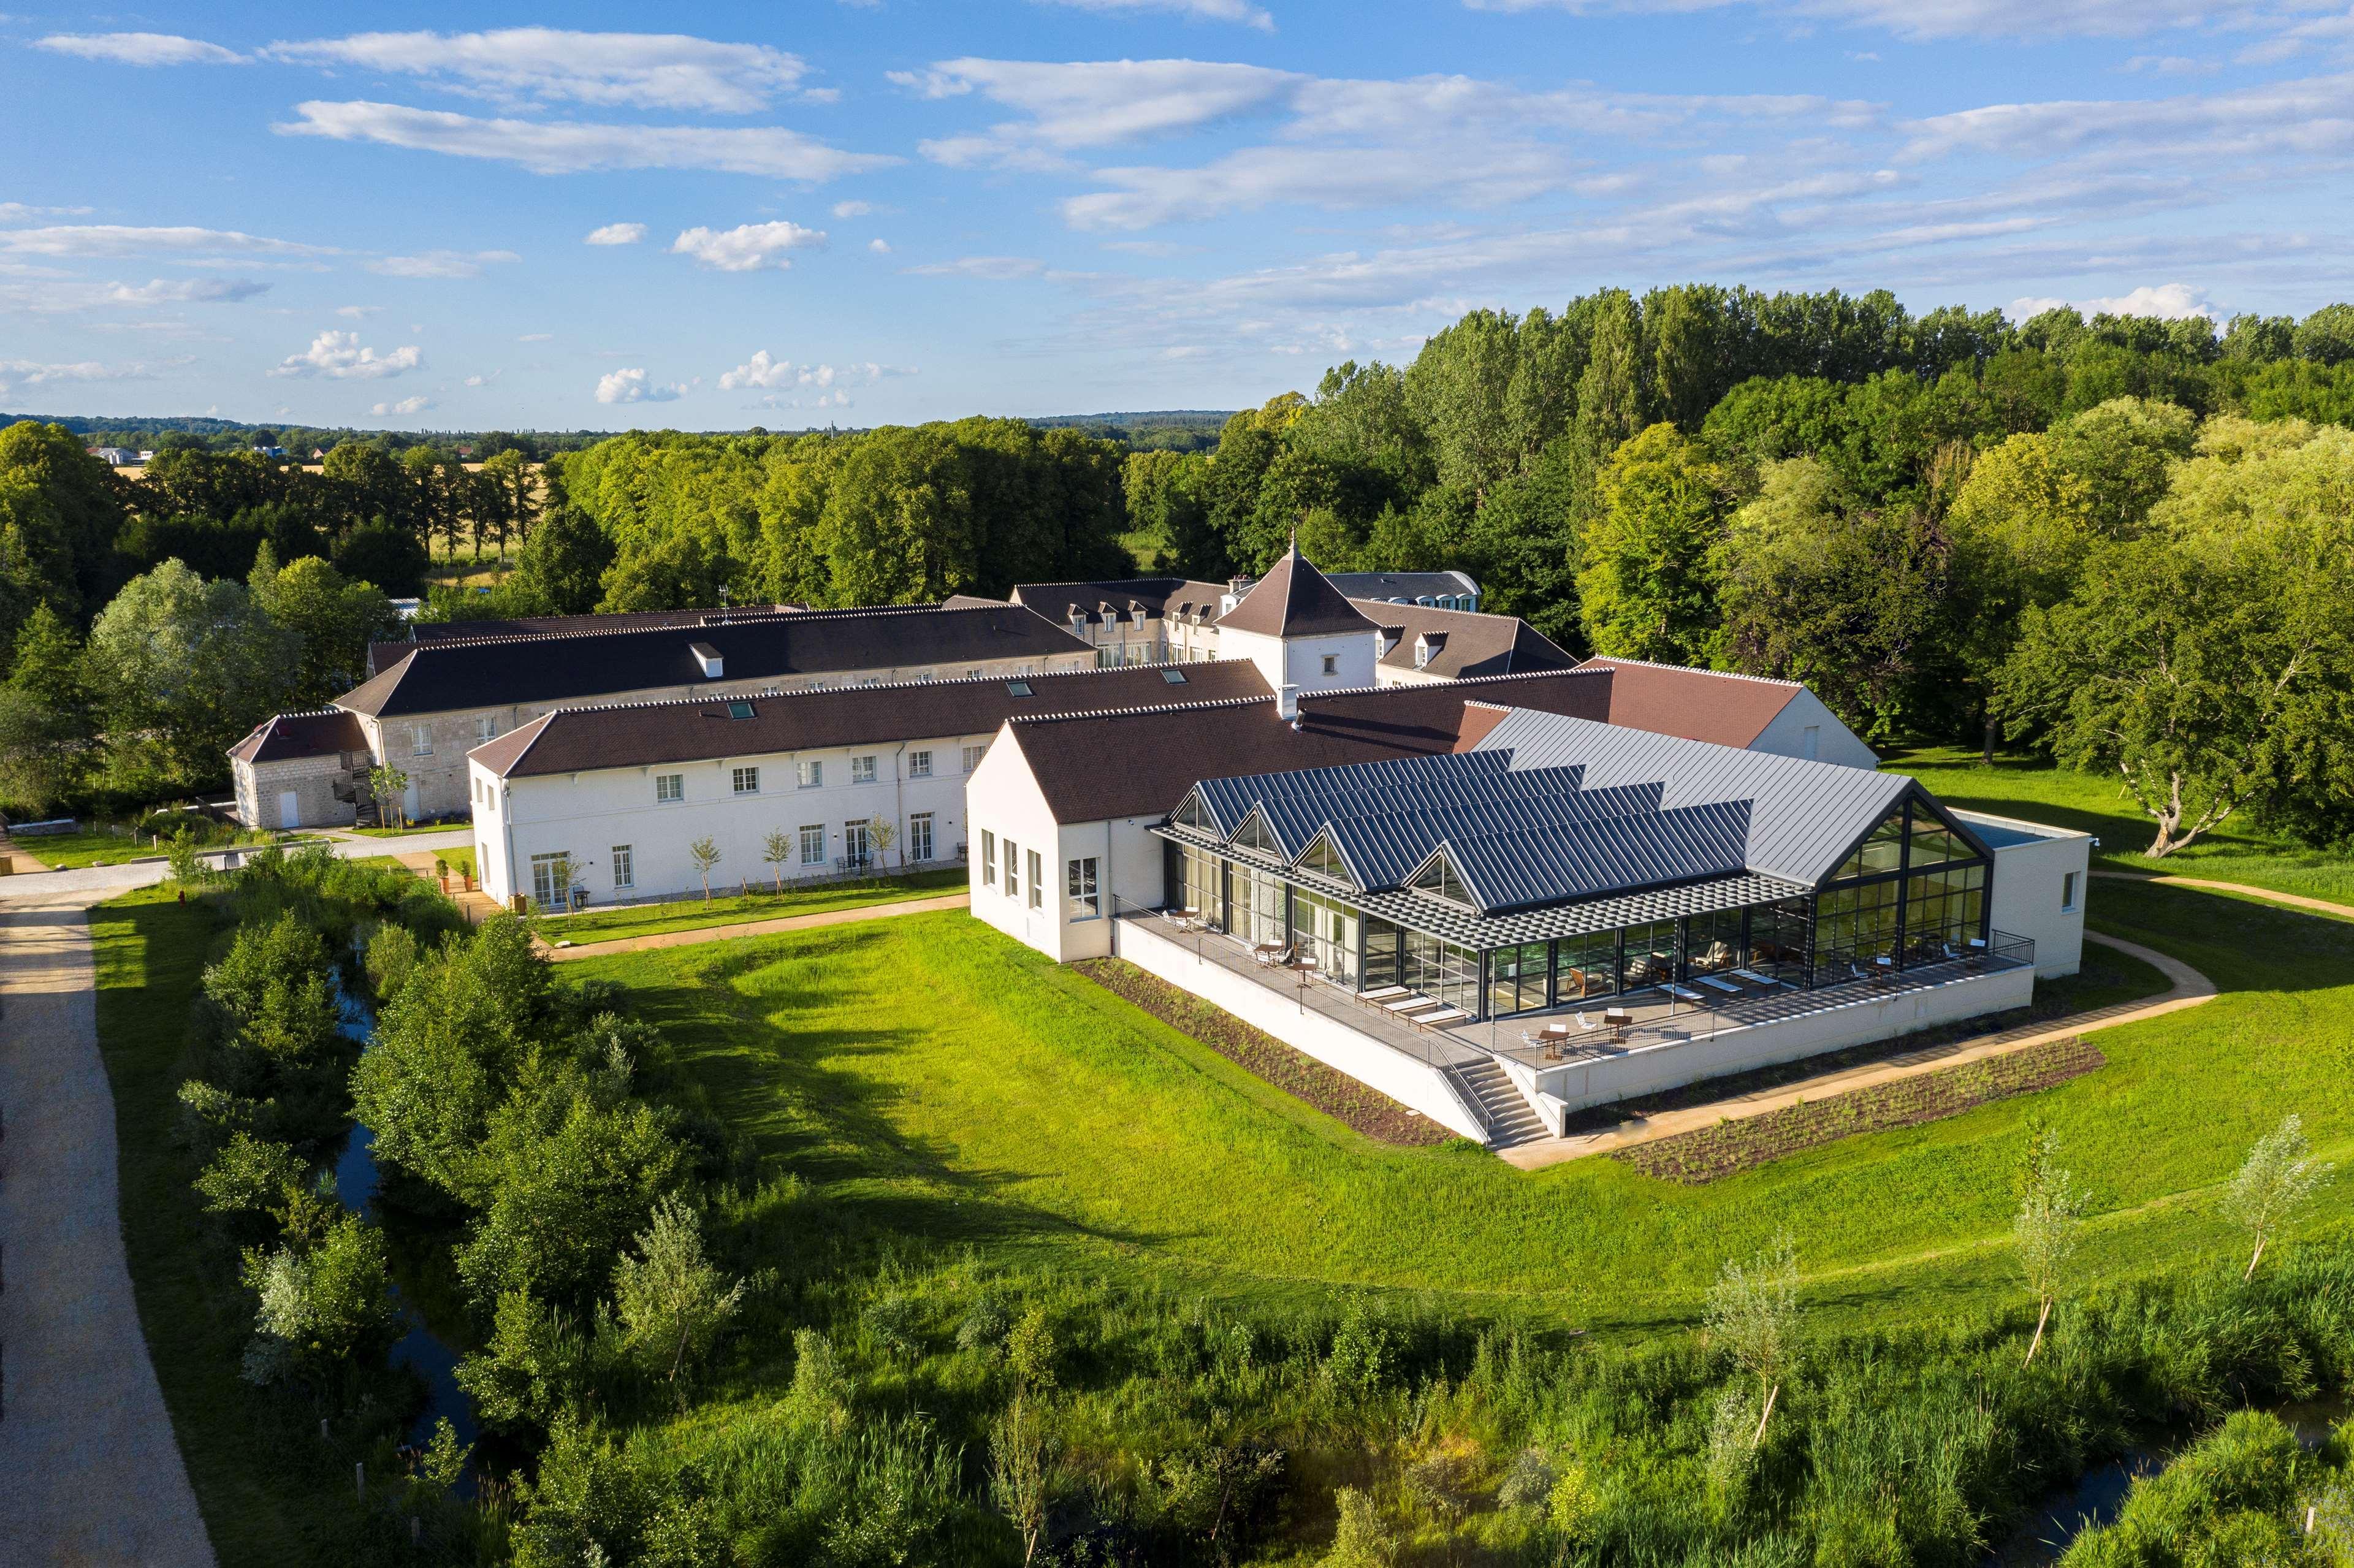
(4, 1, 2351, 430)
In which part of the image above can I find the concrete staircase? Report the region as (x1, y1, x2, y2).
(1451, 1056, 1548, 1148)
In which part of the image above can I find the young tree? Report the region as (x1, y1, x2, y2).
(611, 1197, 747, 1407)
(990, 1389, 1056, 1567)
(687, 837, 722, 904)
(2226, 1114, 2330, 1279)
(761, 827, 792, 892)
(866, 815, 898, 873)
(2013, 1128, 2085, 1364)
(367, 763, 411, 829)
(1707, 1235, 1800, 1446)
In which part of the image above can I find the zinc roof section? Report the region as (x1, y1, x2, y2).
(1305, 782, 1670, 891)
(1438, 799, 1753, 912)
(1469, 707, 1910, 885)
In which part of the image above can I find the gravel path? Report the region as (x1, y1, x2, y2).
(0, 889, 215, 1566)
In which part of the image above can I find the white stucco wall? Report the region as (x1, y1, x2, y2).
(474, 731, 983, 910)
(1750, 688, 1880, 769)
(1958, 809, 2091, 979)
(349, 647, 1086, 821)
(1214, 625, 1377, 695)
(964, 727, 1075, 957)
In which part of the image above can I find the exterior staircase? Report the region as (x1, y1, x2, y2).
(1450, 1057, 1548, 1148)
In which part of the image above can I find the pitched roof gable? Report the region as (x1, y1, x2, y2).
(1216, 545, 1376, 638)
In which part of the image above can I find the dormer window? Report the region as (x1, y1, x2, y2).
(1414, 636, 1433, 668)
(1409, 852, 1473, 908)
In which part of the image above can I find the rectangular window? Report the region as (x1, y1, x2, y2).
(1068, 856, 1100, 921)
(1005, 839, 1019, 899)
(655, 773, 684, 803)
(1321, 653, 1338, 676)
(844, 819, 872, 870)
(476, 715, 499, 744)
(962, 744, 986, 774)
(2062, 870, 2078, 912)
(851, 755, 878, 784)
(796, 759, 822, 789)
(732, 766, 760, 796)
(611, 845, 634, 889)
(909, 812, 934, 862)
(530, 852, 570, 908)
(409, 723, 433, 757)
(799, 824, 825, 866)
(908, 749, 932, 778)
(1027, 850, 1043, 910)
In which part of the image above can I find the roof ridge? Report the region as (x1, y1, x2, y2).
(1586, 655, 1802, 690)
(394, 601, 1009, 657)
(499, 657, 1228, 725)
(1297, 666, 1610, 704)
(1010, 693, 1273, 726)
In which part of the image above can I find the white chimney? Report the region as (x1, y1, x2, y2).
(1277, 683, 1300, 723)
(688, 641, 725, 679)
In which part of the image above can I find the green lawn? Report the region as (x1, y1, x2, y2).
(7, 824, 309, 870)
(569, 873, 2354, 1340)
(539, 866, 966, 946)
(90, 886, 345, 1563)
(1885, 744, 2354, 907)
(349, 821, 473, 839)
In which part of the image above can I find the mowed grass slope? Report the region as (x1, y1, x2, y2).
(543, 867, 967, 946)
(1887, 745, 2354, 905)
(573, 878, 2354, 1340)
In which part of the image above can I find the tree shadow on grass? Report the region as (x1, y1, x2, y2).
(2091, 877, 2354, 998)
(609, 926, 1173, 1262)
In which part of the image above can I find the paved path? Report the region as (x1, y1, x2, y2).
(2092, 868, 2354, 921)
(1500, 932, 2217, 1170)
(0, 889, 215, 1566)
(541, 891, 971, 960)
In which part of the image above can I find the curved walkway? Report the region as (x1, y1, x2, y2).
(2092, 868, 2354, 922)
(0, 888, 214, 1566)
(1503, 932, 2217, 1170)
(541, 891, 971, 961)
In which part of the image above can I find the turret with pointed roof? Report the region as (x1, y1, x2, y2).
(1217, 539, 1377, 639)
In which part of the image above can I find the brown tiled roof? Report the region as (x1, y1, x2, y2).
(1364, 600, 1575, 680)
(367, 604, 806, 676)
(1576, 657, 1802, 749)
(1007, 668, 1614, 823)
(338, 603, 1092, 720)
(1215, 546, 1376, 638)
(228, 709, 370, 764)
(474, 660, 1273, 779)
(1011, 577, 1233, 626)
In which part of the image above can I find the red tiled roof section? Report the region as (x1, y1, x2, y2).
(1216, 546, 1376, 637)
(227, 709, 370, 764)
(478, 660, 1274, 778)
(1577, 657, 1800, 748)
(1008, 668, 1614, 823)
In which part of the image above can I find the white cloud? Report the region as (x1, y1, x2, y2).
(595, 367, 685, 403)
(272, 329, 423, 379)
(277, 101, 896, 180)
(904, 255, 1047, 279)
(2007, 283, 2218, 321)
(266, 29, 806, 113)
(517, 332, 554, 341)
(368, 249, 521, 278)
(371, 394, 435, 416)
(35, 32, 243, 66)
(719, 351, 915, 390)
(902, 59, 1300, 166)
(0, 224, 331, 259)
(585, 221, 647, 245)
(102, 277, 269, 305)
(1034, 0, 1275, 29)
(1065, 142, 1585, 229)
(1457, 0, 2231, 43)
(869, 238, 892, 254)
(337, 304, 381, 318)
(0, 203, 94, 223)
(1900, 75, 2354, 164)
(671, 221, 826, 271)
(0, 356, 169, 395)
(831, 200, 874, 218)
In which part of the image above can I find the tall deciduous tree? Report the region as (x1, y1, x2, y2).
(0, 604, 99, 809)
(1577, 423, 1727, 664)
(252, 553, 401, 707)
(87, 560, 293, 783)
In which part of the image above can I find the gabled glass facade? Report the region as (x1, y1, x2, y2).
(1155, 785, 1995, 1024)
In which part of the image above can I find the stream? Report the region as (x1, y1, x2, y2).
(333, 988, 481, 1491)
(1988, 1394, 2352, 1564)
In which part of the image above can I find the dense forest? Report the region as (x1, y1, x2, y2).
(7, 286, 2354, 851)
